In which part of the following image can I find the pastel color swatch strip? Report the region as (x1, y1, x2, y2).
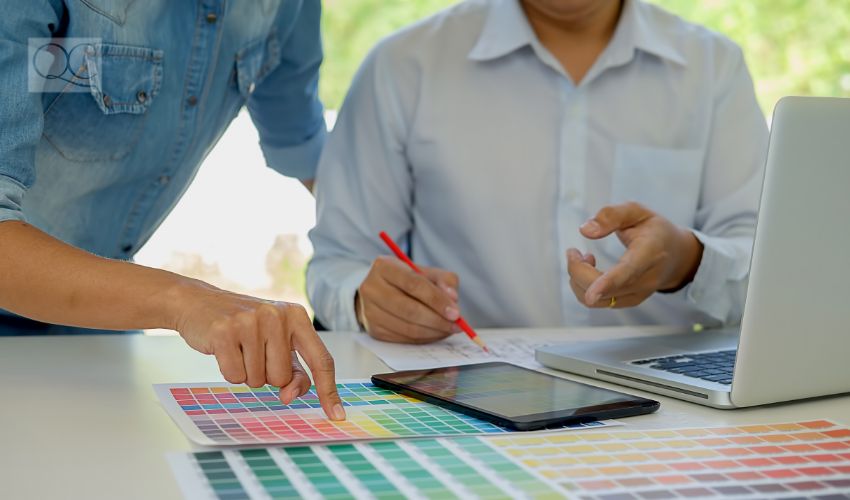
(155, 381, 611, 446)
(169, 437, 564, 499)
(169, 420, 850, 499)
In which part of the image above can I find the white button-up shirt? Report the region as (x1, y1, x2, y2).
(308, 0, 769, 331)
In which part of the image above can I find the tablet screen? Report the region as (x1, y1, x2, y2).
(377, 362, 640, 418)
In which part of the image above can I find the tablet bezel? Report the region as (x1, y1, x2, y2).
(371, 362, 659, 431)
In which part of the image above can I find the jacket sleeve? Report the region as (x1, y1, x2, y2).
(0, 0, 63, 223)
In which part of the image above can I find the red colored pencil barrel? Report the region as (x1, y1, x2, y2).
(378, 231, 490, 353)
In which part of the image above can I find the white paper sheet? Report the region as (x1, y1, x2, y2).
(355, 326, 683, 371)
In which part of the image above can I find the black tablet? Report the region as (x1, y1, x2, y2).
(371, 362, 659, 431)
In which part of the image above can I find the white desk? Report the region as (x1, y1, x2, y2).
(1, 329, 848, 499)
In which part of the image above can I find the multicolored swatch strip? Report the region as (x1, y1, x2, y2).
(155, 382, 609, 446)
(169, 420, 850, 499)
(489, 419, 850, 498)
(169, 437, 564, 500)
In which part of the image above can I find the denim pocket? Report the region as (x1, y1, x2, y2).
(235, 32, 281, 98)
(42, 43, 163, 162)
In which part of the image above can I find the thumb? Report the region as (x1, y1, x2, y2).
(422, 266, 459, 302)
(580, 202, 653, 240)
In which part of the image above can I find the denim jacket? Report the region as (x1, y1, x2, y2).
(0, 0, 325, 260)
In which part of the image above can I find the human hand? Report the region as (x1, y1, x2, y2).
(356, 256, 461, 344)
(567, 202, 703, 309)
(173, 281, 345, 420)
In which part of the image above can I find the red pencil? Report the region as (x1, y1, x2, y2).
(378, 231, 490, 353)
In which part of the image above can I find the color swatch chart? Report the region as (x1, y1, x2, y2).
(490, 418, 850, 499)
(168, 437, 564, 500)
(154, 381, 612, 446)
(168, 420, 850, 499)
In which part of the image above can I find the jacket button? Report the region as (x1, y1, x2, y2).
(206, 12, 217, 24)
(122, 244, 133, 253)
(136, 90, 147, 104)
(102, 94, 112, 107)
(187, 95, 198, 106)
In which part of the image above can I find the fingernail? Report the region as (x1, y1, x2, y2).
(445, 306, 460, 321)
(566, 248, 579, 260)
(332, 403, 346, 421)
(581, 220, 601, 235)
(445, 287, 458, 301)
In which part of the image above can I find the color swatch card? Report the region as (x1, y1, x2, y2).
(492, 418, 850, 499)
(155, 381, 615, 446)
(168, 437, 565, 500)
(169, 420, 850, 499)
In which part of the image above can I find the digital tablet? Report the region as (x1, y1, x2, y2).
(371, 362, 659, 430)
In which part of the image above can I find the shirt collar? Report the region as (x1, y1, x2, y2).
(468, 0, 537, 61)
(468, 0, 687, 67)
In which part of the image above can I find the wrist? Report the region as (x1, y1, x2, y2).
(158, 273, 212, 331)
(354, 290, 368, 332)
(661, 229, 704, 293)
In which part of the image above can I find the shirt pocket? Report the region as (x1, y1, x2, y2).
(42, 43, 163, 162)
(604, 143, 704, 258)
(234, 32, 281, 98)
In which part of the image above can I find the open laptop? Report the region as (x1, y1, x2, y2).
(536, 96, 850, 408)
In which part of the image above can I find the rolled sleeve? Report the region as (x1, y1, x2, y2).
(0, 175, 26, 223)
(247, 0, 326, 180)
(259, 125, 326, 180)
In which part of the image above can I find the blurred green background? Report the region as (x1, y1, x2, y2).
(320, 0, 850, 114)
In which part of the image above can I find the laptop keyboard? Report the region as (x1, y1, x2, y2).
(631, 349, 737, 385)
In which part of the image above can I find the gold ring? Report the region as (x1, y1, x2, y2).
(608, 296, 617, 308)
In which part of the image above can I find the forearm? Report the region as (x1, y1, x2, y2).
(0, 221, 191, 330)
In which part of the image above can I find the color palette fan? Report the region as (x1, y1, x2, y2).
(154, 381, 613, 446)
(169, 419, 850, 499)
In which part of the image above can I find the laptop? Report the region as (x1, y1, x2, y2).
(536, 96, 850, 408)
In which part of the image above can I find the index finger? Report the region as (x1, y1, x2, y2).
(585, 240, 657, 304)
(566, 248, 602, 290)
(286, 307, 345, 421)
(382, 262, 459, 321)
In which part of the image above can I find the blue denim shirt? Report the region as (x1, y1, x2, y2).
(0, 0, 325, 260)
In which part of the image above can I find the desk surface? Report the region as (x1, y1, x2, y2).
(1, 329, 848, 499)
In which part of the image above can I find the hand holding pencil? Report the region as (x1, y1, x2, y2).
(354, 232, 488, 352)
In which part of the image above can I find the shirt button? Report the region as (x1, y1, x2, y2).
(187, 95, 198, 106)
(102, 94, 112, 107)
(248, 83, 256, 94)
(206, 12, 218, 24)
(159, 175, 170, 186)
(136, 90, 147, 104)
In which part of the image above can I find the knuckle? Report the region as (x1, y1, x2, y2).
(400, 302, 420, 320)
(597, 206, 616, 221)
(315, 350, 336, 373)
(626, 201, 648, 215)
(373, 256, 393, 272)
(257, 303, 280, 321)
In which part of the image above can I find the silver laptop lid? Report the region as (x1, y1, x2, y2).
(731, 97, 850, 406)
